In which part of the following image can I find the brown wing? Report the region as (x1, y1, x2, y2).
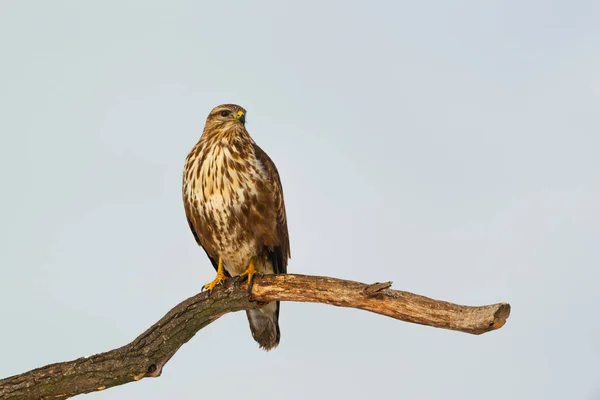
(253, 143, 290, 274)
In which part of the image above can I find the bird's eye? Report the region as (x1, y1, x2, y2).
(219, 110, 230, 117)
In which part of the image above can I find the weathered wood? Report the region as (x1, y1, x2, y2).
(0, 274, 510, 400)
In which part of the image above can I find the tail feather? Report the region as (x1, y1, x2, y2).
(246, 301, 280, 350)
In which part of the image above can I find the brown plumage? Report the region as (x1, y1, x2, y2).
(182, 104, 290, 350)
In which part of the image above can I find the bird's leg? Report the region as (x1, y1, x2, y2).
(239, 259, 257, 292)
(203, 257, 227, 293)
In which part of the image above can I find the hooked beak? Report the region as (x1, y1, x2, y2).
(236, 111, 246, 125)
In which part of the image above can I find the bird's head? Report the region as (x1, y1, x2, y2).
(204, 104, 247, 132)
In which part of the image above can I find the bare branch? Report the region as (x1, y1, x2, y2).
(0, 274, 510, 400)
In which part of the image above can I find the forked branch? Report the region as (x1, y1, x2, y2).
(0, 274, 510, 400)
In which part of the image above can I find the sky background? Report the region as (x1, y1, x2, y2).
(1, 1, 599, 399)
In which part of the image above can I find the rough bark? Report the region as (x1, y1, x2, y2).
(0, 274, 510, 400)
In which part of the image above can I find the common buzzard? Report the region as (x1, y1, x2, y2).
(182, 104, 290, 350)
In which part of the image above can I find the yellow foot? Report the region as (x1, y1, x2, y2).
(239, 259, 257, 290)
(203, 273, 227, 292)
(203, 257, 227, 293)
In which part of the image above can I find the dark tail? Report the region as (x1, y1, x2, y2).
(246, 301, 280, 351)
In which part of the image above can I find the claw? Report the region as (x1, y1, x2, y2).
(239, 259, 257, 293)
(202, 257, 227, 293)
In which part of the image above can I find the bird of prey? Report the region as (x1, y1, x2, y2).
(182, 104, 290, 350)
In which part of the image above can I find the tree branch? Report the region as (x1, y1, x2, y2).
(0, 274, 510, 400)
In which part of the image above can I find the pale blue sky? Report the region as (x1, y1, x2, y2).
(1, 1, 599, 399)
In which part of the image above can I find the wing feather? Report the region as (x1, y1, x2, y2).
(253, 144, 290, 274)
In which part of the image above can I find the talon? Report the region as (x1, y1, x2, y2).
(202, 257, 227, 293)
(202, 274, 226, 292)
(239, 259, 257, 293)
